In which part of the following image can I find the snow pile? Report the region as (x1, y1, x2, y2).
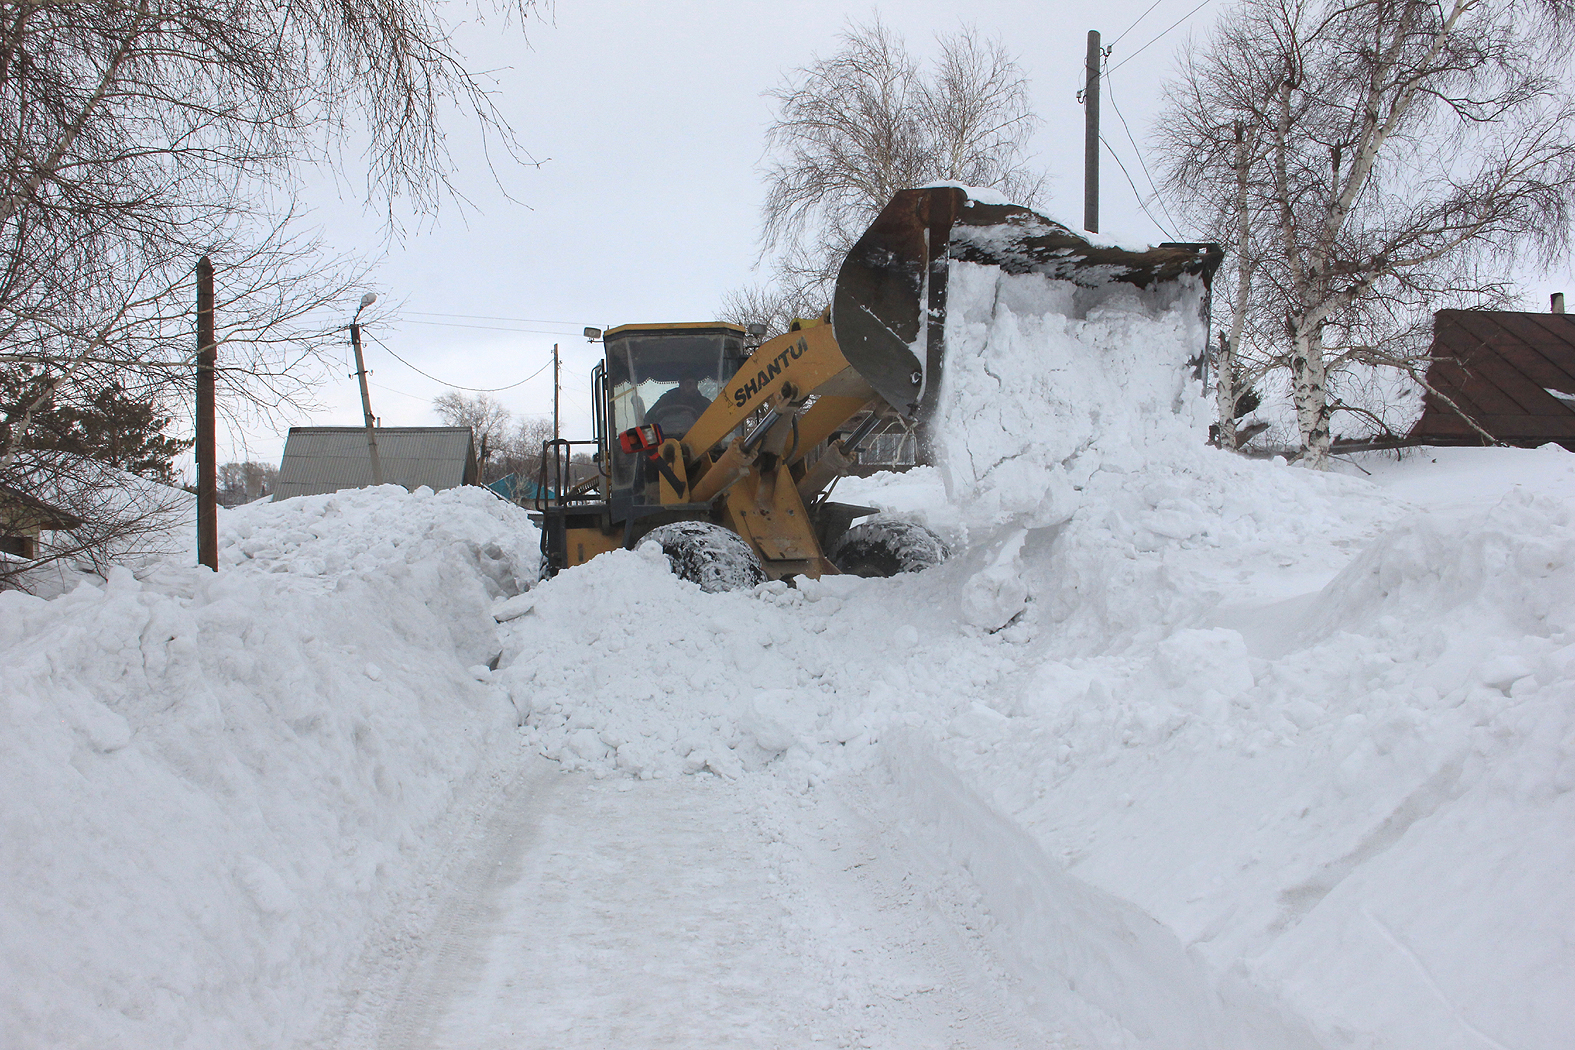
(494, 354, 1574, 1049)
(1017, 445, 1397, 646)
(496, 546, 861, 783)
(221, 483, 538, 600)
(0, 485, 535, 1049)
(930, 261, 1210, 528)
(1308, 486, 1573, 638)
(848, 450, 1395, 643)
(497, 446, 1387, 780)
(927, 478, 1575, 1050)
(1241, 489, 1575, 1046)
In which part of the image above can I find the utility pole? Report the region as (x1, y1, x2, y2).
(195, 256, 217, 570)
(1084, 29, 1101, 234)
(552, 343, 560, 440)
(349, 292, 383, 486)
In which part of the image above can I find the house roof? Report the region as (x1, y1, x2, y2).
(0, 482, 83, 531)
(273, 426, 478, 500)
(1411, 309, 1575, 451)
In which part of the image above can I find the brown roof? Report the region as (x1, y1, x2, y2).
(1411, 309, 1575, 451)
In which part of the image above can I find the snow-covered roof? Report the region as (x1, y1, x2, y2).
(274, 426, 478, 500)
(0, 482, 82, 531)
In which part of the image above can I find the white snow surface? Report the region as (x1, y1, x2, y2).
(930, 262, 1211, 530)
(4, 272, 1574, 1048)
(1, 486, 534, 1048)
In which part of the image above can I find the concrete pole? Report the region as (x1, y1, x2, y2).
(1085, 30, 1101, 234)
(349, 322, 384, 486)
(195, 256, 217, 570)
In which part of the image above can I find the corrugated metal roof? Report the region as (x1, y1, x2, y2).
(273, 427, 478, 500)
(1411, 310, 1575, 451)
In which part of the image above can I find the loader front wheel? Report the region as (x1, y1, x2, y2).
(640, 521, 766, 593)
(832, 519, 949, 578)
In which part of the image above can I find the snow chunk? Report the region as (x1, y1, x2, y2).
(931, 261, 1209, 528)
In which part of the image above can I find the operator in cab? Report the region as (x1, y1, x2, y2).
(643, 374, 711, 438)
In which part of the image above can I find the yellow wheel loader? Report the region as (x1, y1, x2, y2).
(531, 187, 1220, 589)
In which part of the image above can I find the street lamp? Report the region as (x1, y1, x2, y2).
(349, 293, 384, 486)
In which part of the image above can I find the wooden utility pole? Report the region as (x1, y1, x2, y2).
(1084, 30, 1101, 234)
(195, 256, 217, 570)
(552, 343, 561, 440)
(349, 307, 384, 486)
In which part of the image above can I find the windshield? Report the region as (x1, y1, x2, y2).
(605, 330, 745, 489)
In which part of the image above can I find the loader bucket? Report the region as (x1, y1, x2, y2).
(831, 186, 1223, 420)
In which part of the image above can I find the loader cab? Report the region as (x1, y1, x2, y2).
(602, 323, 749, 491)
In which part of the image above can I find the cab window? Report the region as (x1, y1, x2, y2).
(604, 331, 745, 489)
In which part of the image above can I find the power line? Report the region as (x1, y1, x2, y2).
(367, 380, 432, 402)
(1104, 70, 1188, 238)
(364, 331, 555, 392)
(1108, 0, 1215, 74)
(1099, 134, 1177, 240)
(1109, 0, 1168, 47)
(399, 318, 585, 337)
(404, 310, 589, 326)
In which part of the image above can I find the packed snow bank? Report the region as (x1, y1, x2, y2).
(880, 734, 1327, 1050)
(0, 486, 536, 1050)
(941, 479, 1575, 1050)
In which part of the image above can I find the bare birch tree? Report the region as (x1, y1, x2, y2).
(717, 282, 824, 339)
(432, 390, 513, 472)
(217, 461, 277, 506)
(1158, 0, 1575, 465)
(740, 18, 1045, 316)
(0, 0, 544, 585)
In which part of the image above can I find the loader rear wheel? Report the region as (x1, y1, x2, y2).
(640, 521, 766, 593)
(832, 519, 949, 578)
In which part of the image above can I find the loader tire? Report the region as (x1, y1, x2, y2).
(832, 519, 949, 578)
(641, 521, 766, 593)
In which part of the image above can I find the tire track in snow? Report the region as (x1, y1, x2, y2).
(816, 774, 1068, 1048)
(371, 757, 563, 1050)
(425, 772, 817, 1048)
(333, 760, 1061, 1049)
(304, 749, 561, 1050)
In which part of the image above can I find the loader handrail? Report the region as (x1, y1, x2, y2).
(532, 437, 600, 512)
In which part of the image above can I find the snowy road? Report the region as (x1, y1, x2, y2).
(330, 757, 1057, 1050)
(9, 409, 1574, 1047)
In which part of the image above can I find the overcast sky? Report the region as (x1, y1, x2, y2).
(217, 0, 1571, 468)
